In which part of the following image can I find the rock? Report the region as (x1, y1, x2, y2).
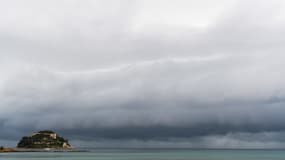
(17, 130, 72, 149)
(0, 147, 16, 152)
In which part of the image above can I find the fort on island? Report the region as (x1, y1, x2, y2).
(17, 130, 72, 149)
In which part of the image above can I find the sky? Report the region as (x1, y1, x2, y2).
(1, 0, 285, 148)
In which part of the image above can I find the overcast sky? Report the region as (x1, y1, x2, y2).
(1, 0, 285, 148)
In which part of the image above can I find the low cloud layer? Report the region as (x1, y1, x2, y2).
(1, 0, 285, 148)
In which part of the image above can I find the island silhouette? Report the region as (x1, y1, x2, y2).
(1, 130, 74, 152)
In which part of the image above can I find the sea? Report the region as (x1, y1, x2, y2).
(1, 148, 285, 160)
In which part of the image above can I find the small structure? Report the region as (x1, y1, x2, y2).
(50, 133, 57, 139)
(32, 131, 57, 139)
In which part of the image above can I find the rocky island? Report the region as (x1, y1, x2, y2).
(17, 130, 72, 150)
(0, 130, 80, 153)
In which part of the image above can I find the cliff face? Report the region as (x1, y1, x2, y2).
(17, 131, 72, 149)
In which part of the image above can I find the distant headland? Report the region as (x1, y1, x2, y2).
(1, 130, 75, 153)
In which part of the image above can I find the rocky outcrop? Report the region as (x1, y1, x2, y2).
(0, 146, 16, 152)
(17, 130, 72, 149)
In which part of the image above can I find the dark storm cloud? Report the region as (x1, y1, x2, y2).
(1, 57, 285, 143)
(1, 0, 285, 148)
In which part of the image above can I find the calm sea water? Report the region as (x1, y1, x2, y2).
(1, 149, 285, 160)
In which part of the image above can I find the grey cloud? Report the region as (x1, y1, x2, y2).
(1, 56, 285, 141)
(1, 0, 285, 148)
(68, 132, 285, 149)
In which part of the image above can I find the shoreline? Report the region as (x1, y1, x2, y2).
(0, 148, 16, 153)
(0, 147, 85, 153)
